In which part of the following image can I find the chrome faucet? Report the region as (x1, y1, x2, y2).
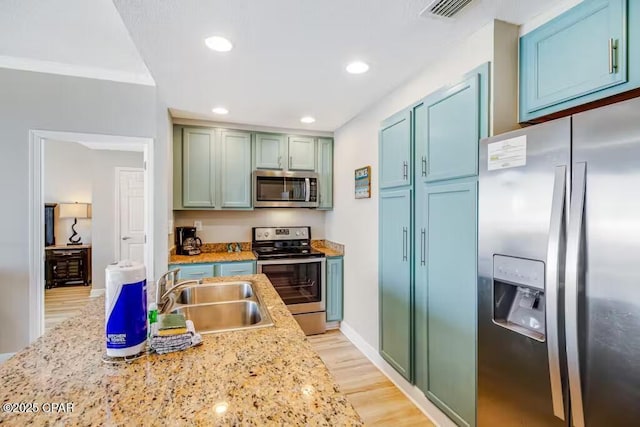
(156, 270, 202, 313)
(156, 269, 179, 307)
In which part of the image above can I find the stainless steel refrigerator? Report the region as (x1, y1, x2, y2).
(478, 97, 640, 427)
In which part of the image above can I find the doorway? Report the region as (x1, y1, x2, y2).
(29, 130, 154, 340)
(115, 167, 145, 264)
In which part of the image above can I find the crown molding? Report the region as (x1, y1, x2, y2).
(0, 55, 155, 86)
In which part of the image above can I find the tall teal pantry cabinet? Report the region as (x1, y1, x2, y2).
(379, 64, 489, 427)
(379, 110, 413, 379)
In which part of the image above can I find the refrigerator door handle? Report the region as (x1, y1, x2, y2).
(546, 165, 567, 421)
(566, 162, 587, 427)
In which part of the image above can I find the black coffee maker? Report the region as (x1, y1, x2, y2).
(175, 226, 202, 255)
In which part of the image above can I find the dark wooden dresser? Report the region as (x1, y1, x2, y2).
(44, 246, 92, 288)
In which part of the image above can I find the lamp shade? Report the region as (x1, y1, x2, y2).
(59, 203, 89, 219)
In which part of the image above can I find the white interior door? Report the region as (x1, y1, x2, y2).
(117, 168, 145, 264)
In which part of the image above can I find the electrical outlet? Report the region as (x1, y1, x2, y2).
(194, 220, 203, 231)
(168, 219, 174, 234)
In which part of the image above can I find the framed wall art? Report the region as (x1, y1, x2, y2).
(355, 166, 371, 199)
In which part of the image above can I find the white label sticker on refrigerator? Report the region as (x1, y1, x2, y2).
(488, 136, 527, 171)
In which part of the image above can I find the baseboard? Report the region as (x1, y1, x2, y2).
(89, 288, 105, 298)
(326, 321, 340, 330)
(339, 321, 457, 427)
(0, 353, 15, 363)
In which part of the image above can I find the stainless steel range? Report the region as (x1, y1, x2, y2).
(252, 226, 326, 335)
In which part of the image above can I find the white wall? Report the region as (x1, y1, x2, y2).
(174, 210, 326, 243)
(90, 149, 144, 290)
(43, 141, 93, 245)
(0, 68, 158, 353)
(326, 21, 496, 350)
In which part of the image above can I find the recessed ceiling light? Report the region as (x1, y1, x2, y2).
(346, 61, 370, 74)
(205, 36, 233, 52)
(212, 107, 229, 115)
(300, 116, 316, 124)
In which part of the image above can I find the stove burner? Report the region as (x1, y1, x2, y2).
(252, 226, 325, 260)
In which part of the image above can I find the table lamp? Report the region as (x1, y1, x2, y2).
(59, 202, 90, 245)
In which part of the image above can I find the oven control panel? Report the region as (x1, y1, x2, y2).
(253, 226, 310, 241)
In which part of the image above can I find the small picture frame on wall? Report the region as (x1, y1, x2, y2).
(355, 166, 371, 199)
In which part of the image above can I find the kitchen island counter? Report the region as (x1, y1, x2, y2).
(0, 274, 362, 426)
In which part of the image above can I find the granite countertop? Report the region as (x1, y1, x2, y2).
(0, 274, 362, 426)
(311, 240, 344, 258)
(313, 246, 344, 257)
(169, 251, 257, 264)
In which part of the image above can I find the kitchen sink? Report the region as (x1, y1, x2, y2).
(171, 300, 273, 333)
(165, 280, 274, 334)
(177, 281, 253, 304)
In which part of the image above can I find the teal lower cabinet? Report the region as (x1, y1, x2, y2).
(215, 261, 256, 277)
(416, 178, 477, 427)
(379, 188, 412, 381)
(170, 263, 214, 281)
(169, 261, 256, 280)
(326, 257, 344, 322)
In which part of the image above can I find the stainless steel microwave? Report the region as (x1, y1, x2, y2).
(253, 171, 319, 208)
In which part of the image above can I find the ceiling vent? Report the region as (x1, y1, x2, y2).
(420, 0, 475, 18)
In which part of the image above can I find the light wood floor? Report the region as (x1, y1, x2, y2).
(44, 285, 91, 332)
(46, 289, 432, 425)
(308, 330, 434, 426)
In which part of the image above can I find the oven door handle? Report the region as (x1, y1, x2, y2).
(257, 257, 326, 266)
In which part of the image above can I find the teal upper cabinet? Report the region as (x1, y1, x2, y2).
(220, 130, 252, 209)
(255, 133, 319, 172)
(379, 110, 411, 189)
(326, 257, 343, 322)
(519, 0, 638, 122)
(255, 133, 286, 170)
(175, 126, 252, 210)
(422, 75, 479, 183)
(182, 127, 216, 208)
(379, 188, 412, 381)
(316, 138, 333, 209)
(288, 136, 316, 171)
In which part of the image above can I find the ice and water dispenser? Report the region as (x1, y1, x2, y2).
(492, 255, 546, 342)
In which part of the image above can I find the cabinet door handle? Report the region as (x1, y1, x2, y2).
(609, 38, 618, 74)
(278, 156, 282, 168)
(121, 236, 132, 241)
(403, 161, 408, 180)
(420, 228, 426, 266)
(421, 156, 427, 177)
(402, 227, 408, 261)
